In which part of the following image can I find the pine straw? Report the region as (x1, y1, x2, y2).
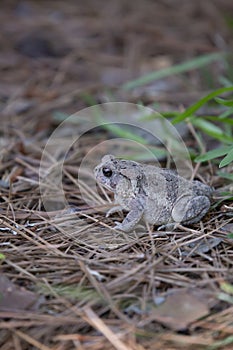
(0, 118, 232, 350)
(1, 0, 233, 348)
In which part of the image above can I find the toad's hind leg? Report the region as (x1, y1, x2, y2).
(172, 195, 211, 224)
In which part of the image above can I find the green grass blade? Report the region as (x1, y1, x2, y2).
(172, 86, 233, 124)
(119, 147, 168, 161)
(39, 283, 103, 302)
(218, 108, 233, 120)
(219, 147, 233, 168)
(200, 115, 233, 125)
(220, 282, 233, 295)
(217, 171, 233, 181)
(190, 118, 233, 143)
(219, 76, 233, 87)
(215, 97, 233, 107)
(207, 335, 233, 350)
(101, 123, 149, 144)
(195, 146, 232, 163)
(122, 52, 226, 90)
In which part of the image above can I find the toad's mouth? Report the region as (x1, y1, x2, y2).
(95, 173, 118, 193)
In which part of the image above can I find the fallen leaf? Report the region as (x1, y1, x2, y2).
(220, 223, 233, 235)
(150, 289, 210, 330)
(0, 274, 43, 311)
(182, 237, 222, 256)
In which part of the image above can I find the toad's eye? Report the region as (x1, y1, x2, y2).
(102, 167, 112, 177)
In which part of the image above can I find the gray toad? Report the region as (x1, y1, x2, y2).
(94, 155, 213, 232)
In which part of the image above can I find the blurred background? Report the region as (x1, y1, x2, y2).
(1, 0, 233, 130)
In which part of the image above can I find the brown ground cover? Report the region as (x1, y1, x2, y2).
(0, 1, 233, 349)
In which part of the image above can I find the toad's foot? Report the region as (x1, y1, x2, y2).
(112, 208, 143, 232)
(157, 222, 179, 231)
(106, 205, 123, 218)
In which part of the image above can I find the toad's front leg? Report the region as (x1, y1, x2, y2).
(114, 208, 144, 232)
(113, 195, 146, 232)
